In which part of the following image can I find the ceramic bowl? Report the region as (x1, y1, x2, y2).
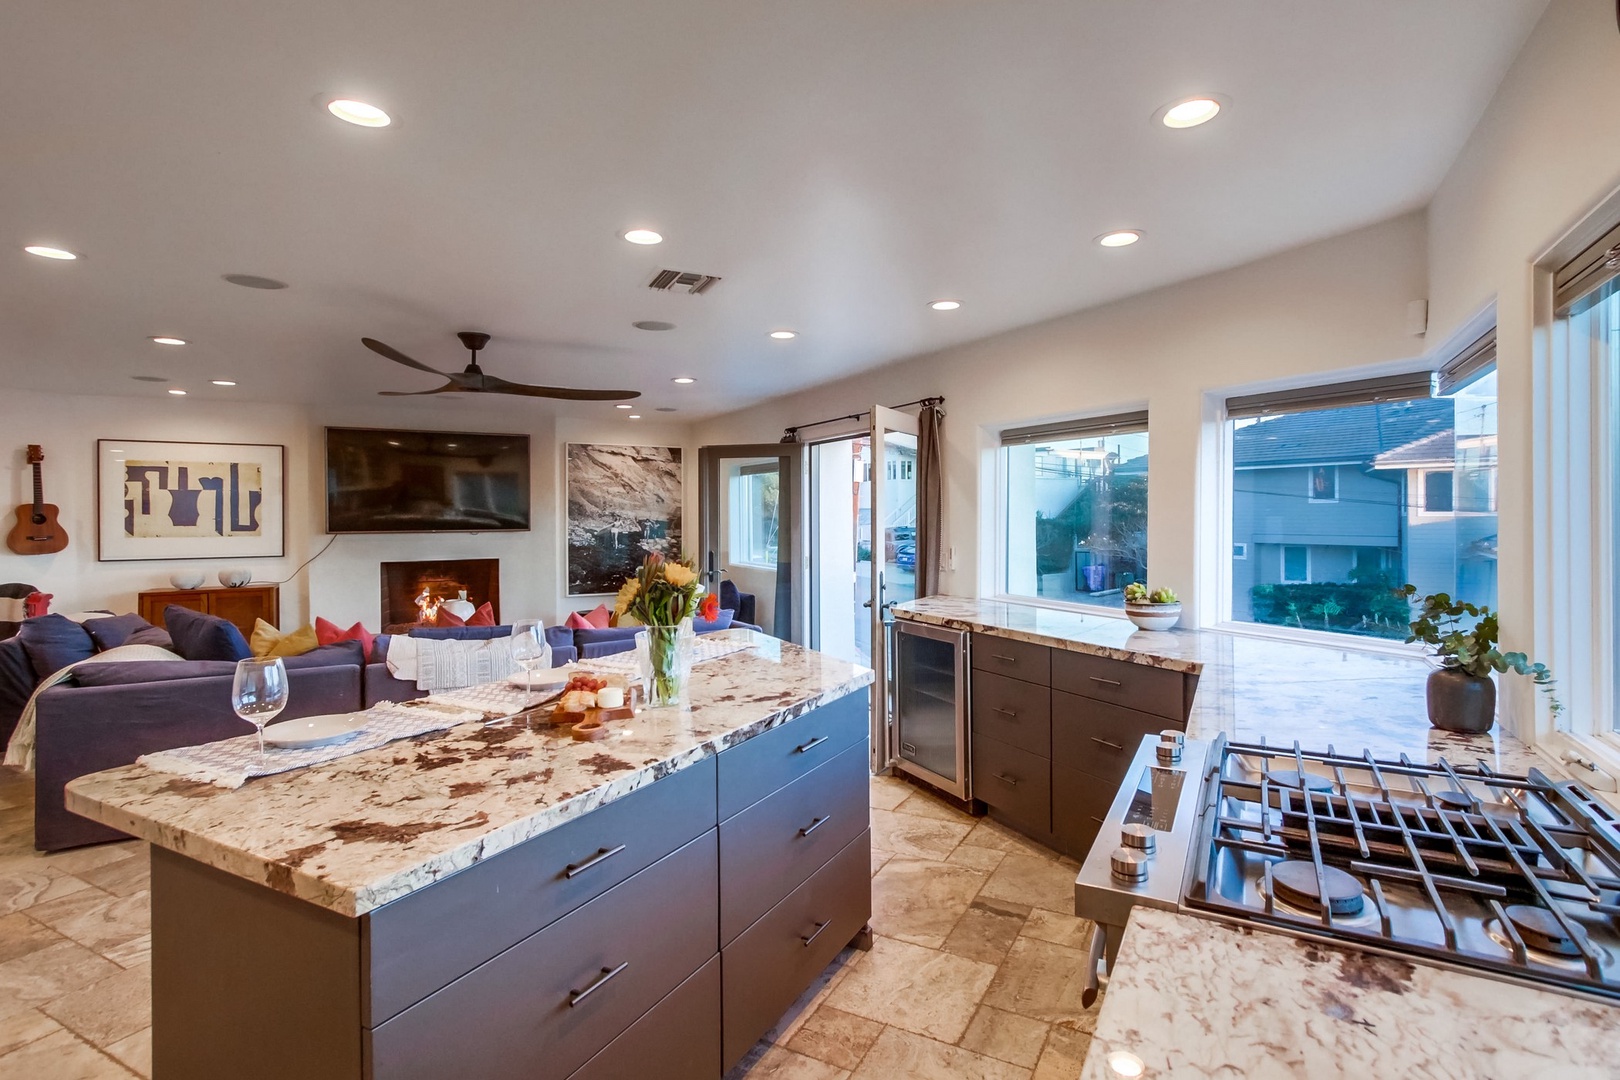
(1124, 601, 1181, 631)
(169, 571, 205, 590)
(218, 569, 253, 588)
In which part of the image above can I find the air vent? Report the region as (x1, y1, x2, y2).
(648, 269, 722, 295)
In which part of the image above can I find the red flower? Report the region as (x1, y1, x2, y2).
(700, 592, 720, 622)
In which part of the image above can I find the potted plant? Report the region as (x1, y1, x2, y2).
(1402, 586, 1555, 733)
(1123, 582, 1181, 630)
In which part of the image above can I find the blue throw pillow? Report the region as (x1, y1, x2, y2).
(408, 625, 512, 640)
(83, 613, 156, 652)
(164, 605, 252, 662)
(694, 609, 736, 633)
(16, 614, 97, 680)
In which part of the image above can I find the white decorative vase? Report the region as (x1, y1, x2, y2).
(169, 571, 205, 590)
(218, 569, 253, 588)
(439, 589, 476, 621)
(1125, 601, 1181, 631)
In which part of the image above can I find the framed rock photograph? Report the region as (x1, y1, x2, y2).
(566, 444, 683, 595)
(97, 439, 286, 561)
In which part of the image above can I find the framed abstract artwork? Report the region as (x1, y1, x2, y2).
(97, 440, 286, 561)
(566, 444, 682, 595)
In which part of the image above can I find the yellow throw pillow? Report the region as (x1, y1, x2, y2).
(250, 619, 319, 659)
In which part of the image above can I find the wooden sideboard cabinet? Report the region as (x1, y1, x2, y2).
(138, 585, 280, 636)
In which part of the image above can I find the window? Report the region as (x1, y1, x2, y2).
(1000, 412, 1148, 610)
(730, 464, 780, 566)
(1226, 367, 1497, 640)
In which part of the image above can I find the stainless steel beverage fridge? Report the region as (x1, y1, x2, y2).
(891, 620, 969, 799)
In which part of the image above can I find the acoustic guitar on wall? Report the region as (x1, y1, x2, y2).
(7, 445, 69, 555)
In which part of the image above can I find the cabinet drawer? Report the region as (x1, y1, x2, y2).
(1051, 650, 1185, 720)
(970, 635, 1051, 684)
(367, 831, 719, 1080)
(970, 734, 1051, 836)
(718, 691, 868, 820)
(721, 830, 871, 1072)
(568, 955, 720, 1080)
(720, 741, 870, 945)
(364, 757, 716, 1026)
(970, 670, 1050, 757)
(1052, 763, 1123, 863)
(1051, 692, 1177, 786)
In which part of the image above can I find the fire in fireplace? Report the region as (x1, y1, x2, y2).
(380, 559, 500, 632)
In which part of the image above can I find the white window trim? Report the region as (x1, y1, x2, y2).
(1214, 617, 1431, 659)
(1280, 545, 1311, 584)
(1233, 542, 1248, 561)
(1307, 466, 1339, 503)
(1416, 467, 1455, 516)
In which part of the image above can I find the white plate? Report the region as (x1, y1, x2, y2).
(263, 713, 367, 749)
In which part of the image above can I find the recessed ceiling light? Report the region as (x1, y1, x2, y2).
(167, 388, 188, 396)
(623, 229, 663, 245)
(1161, 97, 1222, 128)
(327, 99, 391, 127)
(633, 320, 675, 331)
(627, 414, 642, 420)
(24, 245, 77, 260)
(671, 376, 696, 384)
(1106, 1051, 1146, 1078)
(929, 300, 961, 311)
(222, 273, 289, 290)
(1097, 230, 1142, 248)
(768, 330, 797, 340)
(615, 403, 634, 409)
(210, 379, 237, 386)
(151, 336, 187, 346)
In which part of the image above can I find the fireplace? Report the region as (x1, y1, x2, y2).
(380, 559, 501, 632)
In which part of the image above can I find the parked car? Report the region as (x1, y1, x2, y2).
(895, 543, 916, 570)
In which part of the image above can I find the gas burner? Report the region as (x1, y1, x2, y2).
(1269, 860, 1366, 916)
(1432, 790, 1475, 811)
(1263, 769, 1334, 793)
(1503, 904, 1586, 957)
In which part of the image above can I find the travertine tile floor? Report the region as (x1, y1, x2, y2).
(0, 765, 1101, 1079)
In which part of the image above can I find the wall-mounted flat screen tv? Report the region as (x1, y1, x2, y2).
(326, 427, 530, 533)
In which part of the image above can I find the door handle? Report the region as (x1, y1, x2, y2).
(1088, 676, 1123, 687)
(993, 772, 1019, 786)
(801, 920, 831, 947)
(798, 815, 831, 838)
(1090, 737, 1124, 751)
(564, 845, 627, 879)
(568, 962, 629, 1007)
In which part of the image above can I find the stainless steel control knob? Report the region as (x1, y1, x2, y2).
(1109, 846, 1149, 883)
(1159, 729, 1185, 748)
(1120, 823, 1156, 852)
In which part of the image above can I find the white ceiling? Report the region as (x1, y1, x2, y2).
(0, 0, 1547, 420)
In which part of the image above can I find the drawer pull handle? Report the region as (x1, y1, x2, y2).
(564, 845, 627, 879)
(795, 735, 830, 754)
(1088, 676, 1123, 687)
(991, 654, 1016, 662)
(993, 772, 1019, 787)
(1089, 816, 1105, 825)
(798, 815, 831, 838)
(992, 707, 1017, 718)
(901, 741, 917, 755)
(1090, 737, 1125, 751)
(568, 962, 629, 1007)
(802, 920, 831, 948)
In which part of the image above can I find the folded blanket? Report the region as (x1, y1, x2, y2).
(4, 643, 183, 771)
(385, 635, 529, 692)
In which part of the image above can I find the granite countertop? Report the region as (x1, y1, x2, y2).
(1081, 907, 1620, 1078)
(65, 631, 873, 917)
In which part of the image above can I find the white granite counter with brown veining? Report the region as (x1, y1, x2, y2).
(1080, 906, 1620, 1079)
(65, 630, 872, 917)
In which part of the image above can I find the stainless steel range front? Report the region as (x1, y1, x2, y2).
(1075, 732, 1620, 1005)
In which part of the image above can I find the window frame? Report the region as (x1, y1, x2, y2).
(1306, 465, 1339, 504)
(1280, 545, 1311, 584)
(1233, 542, 1248, 561)
(728, 466, 780, 569)
(1419, 468, 1455, 515)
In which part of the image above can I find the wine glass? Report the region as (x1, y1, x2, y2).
(232, 657, 289, 764)
(510, 620, 549, 705)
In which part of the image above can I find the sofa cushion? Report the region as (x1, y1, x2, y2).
(285, 640, 365, 669)
(0, 638, 35, 748)
(315, 618, 376, 661)
(83, 613, 155, 652)
(126, 625, 176, 650)
(17, 614, 97, 680)
(72, 660, 239, 686)
(250, 619, 319, 659)
(165, 605, 252, 662)
(408, 625, 513, 640)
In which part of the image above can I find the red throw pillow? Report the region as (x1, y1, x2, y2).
(565, 611, 592, 630)
(314, 617, 376, 661)
(468, 602, 495, 627)
(584, 604, 612, 629)
(435, 607, 466, 628)
(24, 592, 52, 618)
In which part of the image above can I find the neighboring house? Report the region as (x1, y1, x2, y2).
(1230, 398, 1492, 622)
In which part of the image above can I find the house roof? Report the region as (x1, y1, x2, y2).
(1231, 397, 1454, 469)
(1371, 428, 1454, 468)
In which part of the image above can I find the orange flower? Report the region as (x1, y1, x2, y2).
(700, 592, 720, 622)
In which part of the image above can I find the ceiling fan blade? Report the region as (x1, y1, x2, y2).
(377, 383, 463, 396)
(362, 338, 450, 376)
(479, 374, 640, 401)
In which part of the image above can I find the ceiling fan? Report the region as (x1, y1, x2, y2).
(362, 332, 640, 401)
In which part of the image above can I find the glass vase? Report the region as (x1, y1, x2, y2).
(641, 619, 695, 707)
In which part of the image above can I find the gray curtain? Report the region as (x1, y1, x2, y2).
(915, 401, 945, 598)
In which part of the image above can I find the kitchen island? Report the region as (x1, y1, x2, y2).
(66, 630, 874, 1080)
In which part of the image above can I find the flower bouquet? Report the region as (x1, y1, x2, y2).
(614, 554, 709, 706)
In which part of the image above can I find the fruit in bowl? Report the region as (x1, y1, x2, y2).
(1123, 583, 1181, 630)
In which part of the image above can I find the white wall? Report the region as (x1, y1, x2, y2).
(0, 387, 694, 628)
(1425, 0, 1620, 736)
(698, 212, 1430, 627)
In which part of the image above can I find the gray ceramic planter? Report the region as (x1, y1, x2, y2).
(1426, 668, 1496, 732)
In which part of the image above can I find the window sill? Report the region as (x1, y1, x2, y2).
(991, 593, 1129, 620)
(1212, 620, 1429, 660)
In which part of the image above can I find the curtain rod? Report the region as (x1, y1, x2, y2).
(780, 396, 944, 443)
